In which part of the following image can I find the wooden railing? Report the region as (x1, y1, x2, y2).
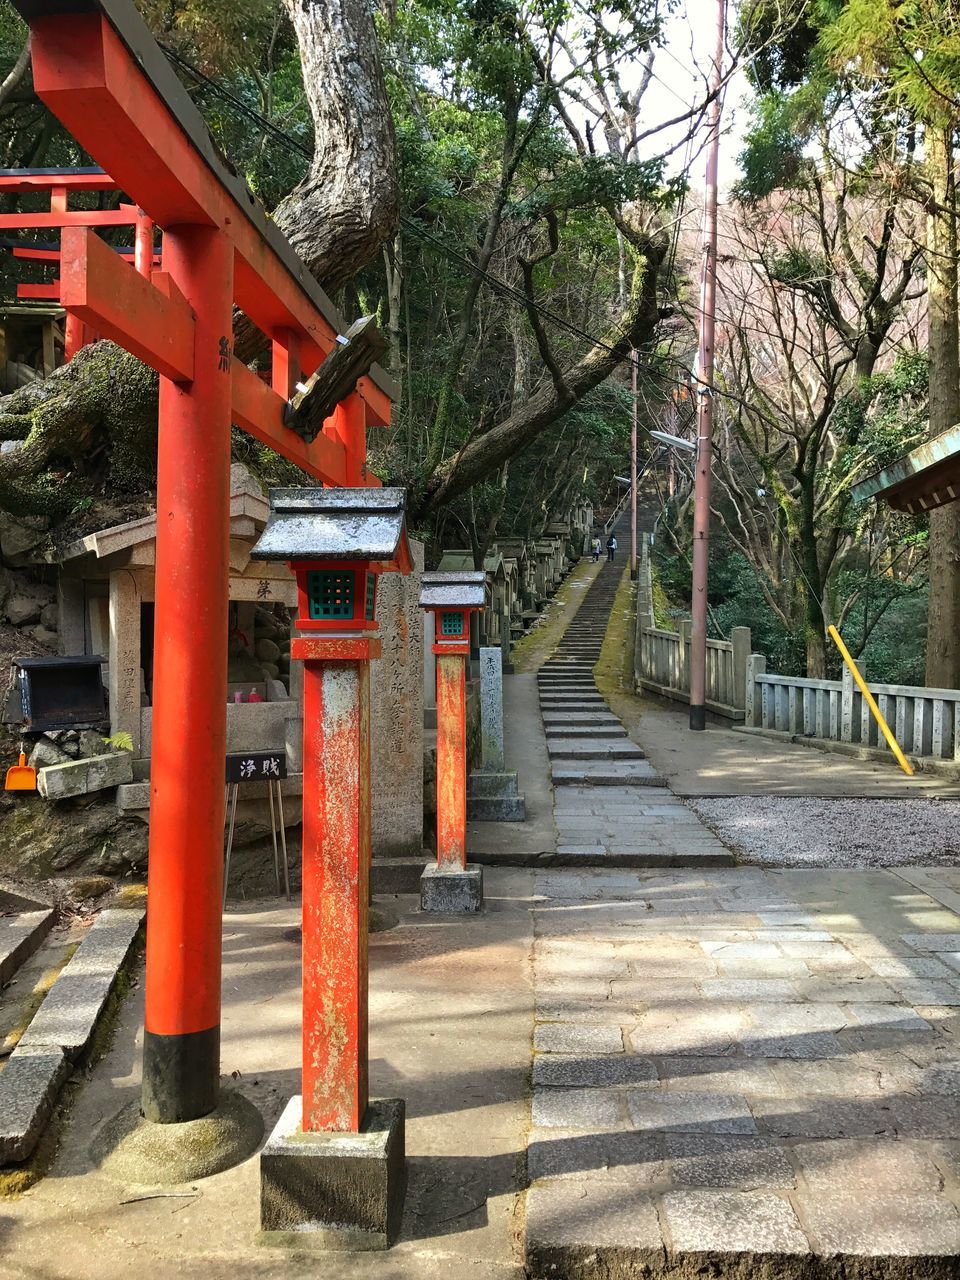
(633, 541, 750, 720)
(746, 655, 960, 762)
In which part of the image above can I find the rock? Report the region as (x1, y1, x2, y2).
(31, 626, 59, 647)
(65, 874, 114, 905)
(39, 603, 58, 629)
(260, 662, 280, 681)
(0, 512, 50, 560)
(277, 655, 290, 674)
(266, 679, 289, 702)
(37, 752, 133, 800)
(78, 729, 108, 759)
(28, 737, 71, 769)
(0, 793, 148, 879)
(5, 595, 41, 627)
(255, 637, 281, 662)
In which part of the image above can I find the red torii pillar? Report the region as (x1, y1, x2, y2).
(419, 571, 486, 913)
(16, 0, 397, 1141)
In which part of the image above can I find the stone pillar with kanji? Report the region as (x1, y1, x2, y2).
(419, 570, 485, 913)
(251, 487, 411, 1249)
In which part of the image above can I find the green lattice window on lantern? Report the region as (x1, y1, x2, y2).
(365, 574, 376, 620)
(306, 569, 355, 620)
(440, 610, 464, 637)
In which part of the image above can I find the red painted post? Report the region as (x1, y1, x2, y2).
(435, 653, 467, 870)
(134, 208, 154, 278)
(142, 225, 233, 1123)
(297, 638, 376, 1132)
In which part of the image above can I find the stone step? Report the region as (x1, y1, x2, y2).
(540, 696, 607, 707)
(1, 907, 143, 1166)
(546, 739, 645, 760)
(0, 1045, 70, 1163)
(0, 909, 56, 988)
(551, 759, 664, 787)
(541, 715, 620, 728)
(21, 908, 143, 1061)
(540, 688, 605, 696)
(540, 706, 608, 716)
(543, 725, 630, 738)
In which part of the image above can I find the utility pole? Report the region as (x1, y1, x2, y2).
(630, 349, 638, 579)
(688, 0, 725, 731)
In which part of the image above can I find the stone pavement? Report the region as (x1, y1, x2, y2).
(614, 696, 960, 798)
(525, 864, 960, 1277)
(537, 561, 731, 868)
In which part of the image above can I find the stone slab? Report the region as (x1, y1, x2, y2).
(0, 909, 56, 987)
(21, 908, 143, 1059)
(796, 1191, 960, 1257)
(533, 1055, 657, 1088)
(419, 863, 483, 913)
(661, 1188, 808, 1254)
(551, 760, 663, 787)
(37, 751, 133, 800)
(479, 647, 505, 770)
(0, 1045, 70, 1163)
(524, 1181, 663, 1277)
(259, 1096, 405, 1249)
(371, 538, 424, 857)
(547, 739, 644, 759)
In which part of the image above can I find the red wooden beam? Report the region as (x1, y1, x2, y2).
(17, 282, 60, 299)
(26, 10, 395, 430)
(59, 226, 194, 382)
(0, 207, 140, 229)
(0, 168, 120, 192)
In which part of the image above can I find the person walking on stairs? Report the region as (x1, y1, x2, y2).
(606, 533, 617, 562)
(591, 535, 602, 563)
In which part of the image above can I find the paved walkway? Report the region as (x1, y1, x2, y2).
(525, 865, 960, 1276)
(612, 695, 960, 797)
(537, 560, 731, 868)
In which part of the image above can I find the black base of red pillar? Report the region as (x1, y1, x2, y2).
(141, 1025, 220, 1122)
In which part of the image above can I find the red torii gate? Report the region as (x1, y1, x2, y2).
(12, 0, 396, 1126)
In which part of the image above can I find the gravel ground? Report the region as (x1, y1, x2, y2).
(688, 796, 960, 867)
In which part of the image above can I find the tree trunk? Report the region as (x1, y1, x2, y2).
(924, 125, 960, 687)
(0, 0, 397, 513)
(417, 215, 667, 515)
(274, 0, 398, 296)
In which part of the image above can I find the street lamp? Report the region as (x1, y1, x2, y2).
(650, 430, 695, 452)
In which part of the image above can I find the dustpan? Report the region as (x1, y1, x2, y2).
(5, 752, 36, 791)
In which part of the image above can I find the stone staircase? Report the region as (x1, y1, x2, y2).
(0, 888, 142, 1167)
(536, 553, 734, 867)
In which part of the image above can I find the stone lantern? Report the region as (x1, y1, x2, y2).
(419, 569, 485, 912)
(251, 486, 411, 1248)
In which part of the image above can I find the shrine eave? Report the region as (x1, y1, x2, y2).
(852, 423, 960, 515)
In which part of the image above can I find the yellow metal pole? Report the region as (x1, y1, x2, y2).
(827, 624, 913, 777)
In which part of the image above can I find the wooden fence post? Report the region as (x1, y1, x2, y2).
(731, 627, 751, 712)
(744, 653, 766, 727)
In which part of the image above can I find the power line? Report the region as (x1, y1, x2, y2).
(159, 41, 844, 621)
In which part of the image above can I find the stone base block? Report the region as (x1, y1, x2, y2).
(467, 793, 526, 821)
(371, 856, 427, 895)
(420, 863, 484, 913)
(468, 769, 520, 798)
(260, 1097, 405, 1251)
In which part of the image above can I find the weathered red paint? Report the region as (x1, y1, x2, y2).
(293, 636, 382, 663)
(144, 224, 232, 1041)
(59, 226, 195, 382)
(435, 653, 468, 870)
(301, 655, 372, 1132)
